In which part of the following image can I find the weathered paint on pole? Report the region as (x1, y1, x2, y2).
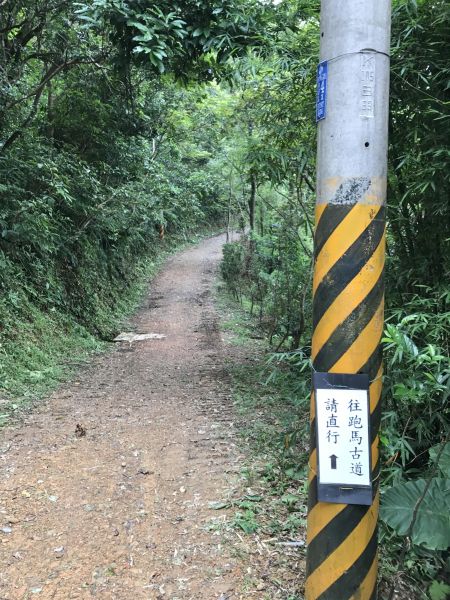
(306, 2, 391, 599)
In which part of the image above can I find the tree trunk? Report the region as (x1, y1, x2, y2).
(47, 77, 54, 141)
(248, 171, 256, 231)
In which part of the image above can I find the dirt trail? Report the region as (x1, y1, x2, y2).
(0, 234, 243, 600)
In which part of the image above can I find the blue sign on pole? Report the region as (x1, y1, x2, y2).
(316, 61, 328, 122)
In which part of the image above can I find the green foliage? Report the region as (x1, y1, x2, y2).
(221, 241, 245, 299)
(388, 0, 450, 293)
(232, 508, 260, 534)
(220, 201, 313, 351)
(0, 296, 102, 406)
(429, 581, 450, 600)
(74, 0, 274, 78)
(429, 443, 450, 479)
(380, 291, 449, 481)
(380, 477, 450, 551)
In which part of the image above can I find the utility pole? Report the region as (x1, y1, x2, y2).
(306, 2, 391, 600)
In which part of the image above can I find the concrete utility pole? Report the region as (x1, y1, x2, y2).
(306, 2, 391, 600)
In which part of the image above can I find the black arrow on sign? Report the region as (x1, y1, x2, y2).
(330, 454, 338, 469)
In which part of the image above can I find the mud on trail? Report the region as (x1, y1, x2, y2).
(0, 234, 245, 600)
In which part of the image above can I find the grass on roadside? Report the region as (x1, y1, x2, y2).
(215, 283, 311, 599)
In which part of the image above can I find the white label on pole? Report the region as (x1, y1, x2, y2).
(316, 387, 371, 487)
(360, 54, 375, 118)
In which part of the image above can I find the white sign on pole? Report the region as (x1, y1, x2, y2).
(313, 373, 372, 505)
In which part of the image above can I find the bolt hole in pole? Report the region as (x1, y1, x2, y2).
(365, 141, 370, 147)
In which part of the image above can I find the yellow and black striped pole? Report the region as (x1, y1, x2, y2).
(306, 2, 391, 599)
